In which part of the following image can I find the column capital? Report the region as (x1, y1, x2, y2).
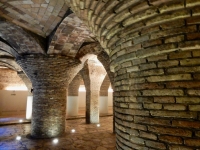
(16, 54, 83, 138)
(16, 54, 81, 88)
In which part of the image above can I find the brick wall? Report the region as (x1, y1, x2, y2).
(0, 68, 26, 90)
(68, 73, 82, 96)
(115, 49, 200, 149)
(17, 71, 32, 95)
(70, 0, 200, 149)
(100, 74, 110, 96)
(98, 51, 115, 90)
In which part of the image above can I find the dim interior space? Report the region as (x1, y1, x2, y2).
(0, 85, 113, 119)
(0, 61, 115, 150)
(1, 0, 200, 150)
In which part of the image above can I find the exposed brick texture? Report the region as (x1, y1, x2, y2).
(100, 75, 110, 96)
(97, 51, 115, 89)
(97, 50, 115, 133)
(1, 0, 200, 149)
(0, 20, 45, 56)
(16, 54, 82, 138)
(0, 68, 26, 90)
(81, 59, 107, 123)
(48, 13, 95, 57)
(0, 1, 69, 37)
(0, 41, 15, 57)
(17, 71, 32, 95)
(68, 73, 82, 96)
(69, 0, 200, 149)
(0, 57, 22, 71)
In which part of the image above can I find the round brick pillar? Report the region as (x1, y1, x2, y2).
(65, 0, 200, 149)
(16, 54, 81, 138)
(86, 90, 100, 123)
(81, 60, 107, 124)
(31, 87, 67, 138)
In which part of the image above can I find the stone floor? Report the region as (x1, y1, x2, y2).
(0, 116, 115, 150)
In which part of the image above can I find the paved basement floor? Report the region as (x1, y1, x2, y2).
(0, 116, 115, 150)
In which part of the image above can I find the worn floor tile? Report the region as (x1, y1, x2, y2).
(0, 116, 115, 150)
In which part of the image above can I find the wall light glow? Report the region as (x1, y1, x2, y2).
(5, 86, 28, 91)
(97, 124, 100, 127)
(19, 119, 23, 123)
(79, 85, 86, 92)
(16, 136, 21, 140)
(108, 88, 113, 92)
(71, 129, 75, 133)
(53, 138, 58, 144)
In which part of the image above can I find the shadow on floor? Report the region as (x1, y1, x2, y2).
(0, 116, 115, 150)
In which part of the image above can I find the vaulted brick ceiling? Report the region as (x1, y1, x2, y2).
(48, 13, 95, 57)
(0, 0, 69, 37)
(0, 0, 96, 70)
(0, 41, 21, 70)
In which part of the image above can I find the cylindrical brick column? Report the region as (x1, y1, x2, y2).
(16, 54, 81, 138)
(81, 59, 107, 124)
(68, 0, 200, 149)
(98, 52, 115, 133)
(86, 90, 99, 123)
(31, 87, 66, 138)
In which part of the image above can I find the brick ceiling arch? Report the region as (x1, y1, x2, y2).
(76, 42, 114, 90)
(68, 0, 200, 67)
(0, 41, 22, 70)
(0, 57, 22, 71)
(0, 0, 69, 37)
(75, 42, 103, 59)
(0, 20, 45, 56)
(0, 61, 17, 70)
(48, 13, 95, 57)
(0, 50, 12, 57)
(0, 41, 14, 57)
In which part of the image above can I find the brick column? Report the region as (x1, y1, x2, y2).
(67, 74, 81, 116)
(67, 0, 200, 149)
(17, 71, 32, 95)
(16, 54, 81, 138)
(81, 60, 107, 123)
(17, 71, 33, 120)
(97, 51, 115, 132)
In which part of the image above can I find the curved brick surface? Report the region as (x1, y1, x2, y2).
(100, 75, 110, 96)
(0, 0, 200, 149)
(16, 54, 82, 138)
(68, 73, 82, 96)
(0, 41, 15, 57)
(0, 57, 22, 71)
(0, 1, 69, 37)
(0, 21, 45, 55)
(81, 60, 107, 124)
(17, 71, 32, 95)
(48, 13, 95, 57)
(0, 68, 26, 90)
(69, 1, 200, 149)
